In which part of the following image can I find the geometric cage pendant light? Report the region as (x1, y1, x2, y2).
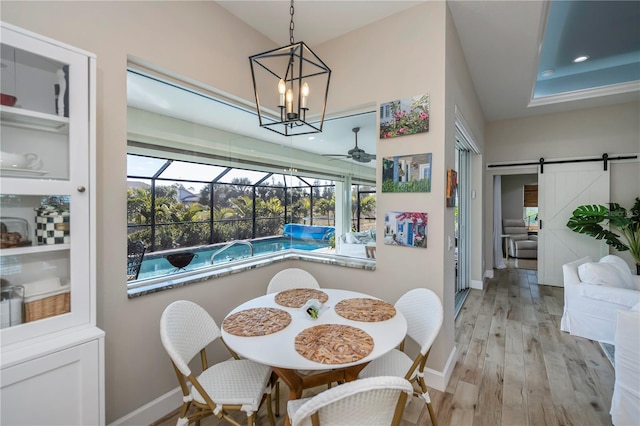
(249, 0, 331, 136)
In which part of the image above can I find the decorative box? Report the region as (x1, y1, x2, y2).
(35, 204, 70, 245)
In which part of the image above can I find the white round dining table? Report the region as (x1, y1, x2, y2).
(221, 288, 407, 371)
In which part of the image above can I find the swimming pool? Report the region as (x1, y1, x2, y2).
(136, 236, 330, 280)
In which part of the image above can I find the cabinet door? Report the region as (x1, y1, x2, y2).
(1, 26, 89, 182)
(1, 24, 93, 346)
(0, 338, 102, 426)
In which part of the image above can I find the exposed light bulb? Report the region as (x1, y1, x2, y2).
(286, 89, 293, 114)
(301, 82, 309, 108)
(278, 79, 286, 106)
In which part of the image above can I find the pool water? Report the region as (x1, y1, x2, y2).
(136, 236, 329, 280)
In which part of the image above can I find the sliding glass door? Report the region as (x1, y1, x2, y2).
(455, 138, 471, 294)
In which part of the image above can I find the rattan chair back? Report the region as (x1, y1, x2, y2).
(266, 268, 320, 294)
(288, 376, 412, 426)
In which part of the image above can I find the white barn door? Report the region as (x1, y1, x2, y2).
(538, 162, 609, 286)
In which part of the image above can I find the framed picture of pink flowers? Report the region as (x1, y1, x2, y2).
(384, 211, 428, 248)
(379, 93, 430, 139)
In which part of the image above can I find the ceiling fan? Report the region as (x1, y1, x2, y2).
(323, 127, 376, 163)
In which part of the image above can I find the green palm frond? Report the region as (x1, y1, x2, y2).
(567, 198, 640, 261)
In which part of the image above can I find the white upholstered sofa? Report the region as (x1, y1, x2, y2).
(561, 255, 640, 344)
(610, 303, 640, 425)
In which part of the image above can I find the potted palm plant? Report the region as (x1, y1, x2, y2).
(567, 197, 640, 274)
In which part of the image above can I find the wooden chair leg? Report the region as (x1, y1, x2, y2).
(266, 392, 275, 426)
(417, 376, 437, 426)
(427, 402, 438, 426)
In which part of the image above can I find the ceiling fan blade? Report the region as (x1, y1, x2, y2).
(325, 127, 374, 164)
(354, 156, 372, 163)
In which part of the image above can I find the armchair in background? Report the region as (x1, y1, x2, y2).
(502, 219, 537, 259)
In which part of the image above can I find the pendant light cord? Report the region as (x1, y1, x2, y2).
(289, 0, 295, 45)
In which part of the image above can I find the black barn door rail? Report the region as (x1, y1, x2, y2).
(487, 153, 638, 173)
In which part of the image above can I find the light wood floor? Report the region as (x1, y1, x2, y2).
(153, 266, 615, 426)
(503, 257, 537, 271)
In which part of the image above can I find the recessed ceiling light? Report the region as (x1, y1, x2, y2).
(573, 55, 589, 63)
(541, 69, 555, 77)
(308, 136, 315, 141)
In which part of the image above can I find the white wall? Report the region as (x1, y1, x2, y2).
(484, 102, 640, 273)
(446, 5, 486, 287)
(1, 1, 486, 422)
(319, 0, 455, 371)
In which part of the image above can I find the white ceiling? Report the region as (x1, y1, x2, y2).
(129, 1, 639, 164)
(218, 0, 640, 122)
(217, 1, 424, 46)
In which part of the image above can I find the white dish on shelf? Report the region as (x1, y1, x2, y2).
(0, 167, 49, 177)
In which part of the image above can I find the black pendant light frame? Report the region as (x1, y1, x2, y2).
(249, 2, 331, 136)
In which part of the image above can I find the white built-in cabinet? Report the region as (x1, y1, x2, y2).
(0, 22, 104, 425)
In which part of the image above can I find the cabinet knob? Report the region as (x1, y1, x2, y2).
(77, 186, 86, 193)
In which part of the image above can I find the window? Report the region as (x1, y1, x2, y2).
(524, 207, 539, 230)
(126, 156, 376, 286)
(352, 184, 376, 231)
(127, 153, 351, 279)
(523, 184, 538, 230)
(126, 67, 377, 289)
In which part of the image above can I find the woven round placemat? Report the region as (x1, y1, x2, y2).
(334, 298, 396, 322)
(295, 324, 374, 364)
(274, 288, 329, 308)
(222, 307, 291, 337)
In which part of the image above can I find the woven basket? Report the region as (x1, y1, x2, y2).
(24, 292, 70, 322)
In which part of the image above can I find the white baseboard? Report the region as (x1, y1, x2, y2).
(424, 345, 457, 392)
(108, 387, 181, 426)
(470, 279, 483, 290)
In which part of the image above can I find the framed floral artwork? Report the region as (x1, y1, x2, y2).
(379, 93, 429, 139)
(384, 211, 428, 248)
(382, 153, 432, 192)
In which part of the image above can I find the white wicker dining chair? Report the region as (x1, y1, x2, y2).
(160, 300, 276, 426)
(287, 376, 413, 426)
(266, 268, 320, 294)
(358, 288, 443, 426)
(266, 267, 322, 411)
